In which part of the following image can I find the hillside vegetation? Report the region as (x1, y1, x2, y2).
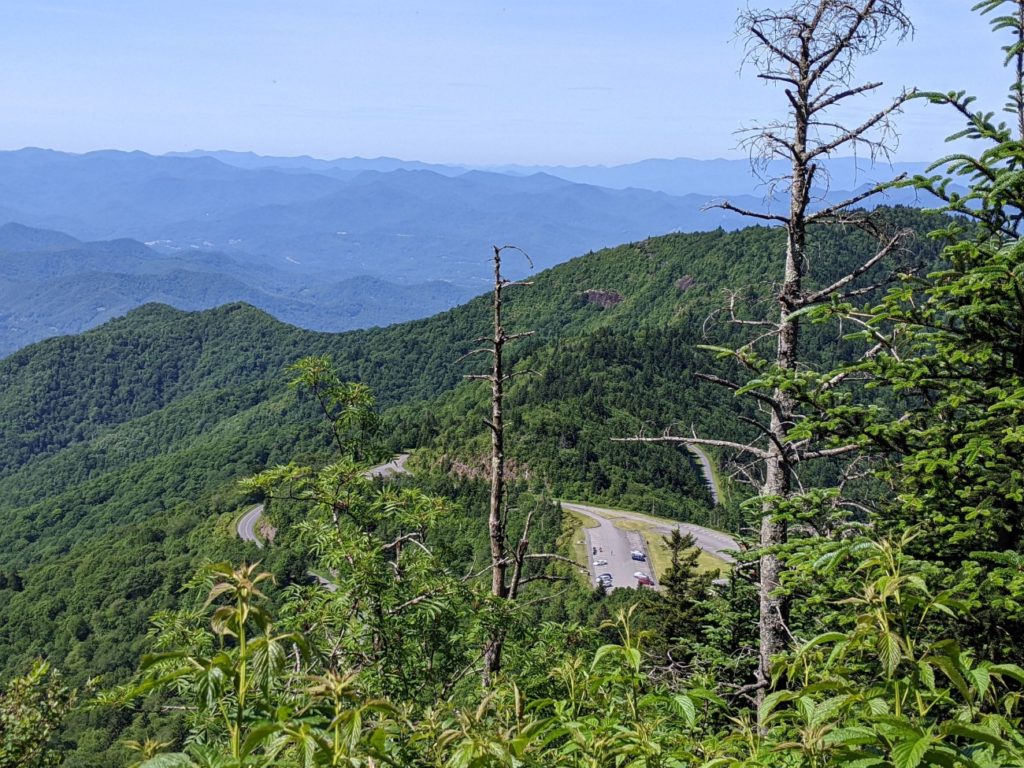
(0, 208, 948, 765)
(5, 0, 1024, 764)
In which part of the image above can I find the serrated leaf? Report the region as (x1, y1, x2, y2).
(917, 661, 936, 692)
(758, 689, 797, 726)
(877, 631, 903, 676)
(591, 644, 622, 669)
(672, 694, 697, 726)
(969, 665, 991, 699)
(867, 698, 890, 716)
(891, 734, 931, 768)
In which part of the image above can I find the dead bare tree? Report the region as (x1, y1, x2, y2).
(619, 0, 914, 712)
(463, 245, 536, 686)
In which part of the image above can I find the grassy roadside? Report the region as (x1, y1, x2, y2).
(565, 508, 601, 529)
(703, 454, 728, 507)
(218, 510, 242, 540)
(560, 500, 730, 582)
(610, 518, 727, 578)
(560, 509, 598, 584)
(560, 499, 728, 532)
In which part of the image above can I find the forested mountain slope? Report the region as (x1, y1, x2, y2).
(0, 206, 943, 569)
(0, 209, 943, 764)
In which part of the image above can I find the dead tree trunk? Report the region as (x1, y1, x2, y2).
(464, 245, 534, 686)
(488, 250, 509, 604)
(735, 1, 913, 707)
(619, 0, 913, 715)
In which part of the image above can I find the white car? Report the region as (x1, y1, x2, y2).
(593, 559, 608, 567)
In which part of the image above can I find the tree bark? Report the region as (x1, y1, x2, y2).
(482, 248, 509, 687)
(470, 245, 537, 686)
(731, 0, 911, 712)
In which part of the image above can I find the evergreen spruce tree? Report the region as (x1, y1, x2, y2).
(656, 530, 715, 657)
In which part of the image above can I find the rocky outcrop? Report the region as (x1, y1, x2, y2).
(582, 289, 623, 308)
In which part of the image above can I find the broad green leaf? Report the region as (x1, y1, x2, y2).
(891, 734, 931, 768)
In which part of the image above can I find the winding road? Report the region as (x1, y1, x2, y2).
(686, 445, 721, 505)
(237, 504, 266, 546)
(238, 450, 728, 596)
(366, 453, 412, 480)
(562, 501, 738, 592)
(237, 453, 411, 547)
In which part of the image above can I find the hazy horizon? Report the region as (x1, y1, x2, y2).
(1, 1, 1006, 166)
(0, 145, 939, 170)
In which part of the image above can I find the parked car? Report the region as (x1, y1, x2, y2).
(630, 550, 646, 561)
(598, 572, 613, 583)
(593, 558, 608, 567)
(636, 574, 655, 587)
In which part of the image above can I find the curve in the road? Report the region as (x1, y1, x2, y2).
(562, 501, 738, 592)
(237, 504, 266, 548)
(236, 453, 411, 545)
(685, 445, 721, 506)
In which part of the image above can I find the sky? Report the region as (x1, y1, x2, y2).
(0, 1, 1008, 166)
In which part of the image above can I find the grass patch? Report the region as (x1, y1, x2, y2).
(566, 499, 724, 532)
(610, 519, 648, 532)
(560, 510, 594, 585)
(704, 460, 727, 506)
(647, 536, 726, 579)
(612, 518, 727, 578)
(565, 509, 600, 529)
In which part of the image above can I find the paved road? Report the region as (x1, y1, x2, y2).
(562, 501, 738, 592)
(686, 445, 721, 505)
(237, 453, 411, 546)
(565, 502, 655, 591)
(365, 453, 410, 479)
(237, 504, 266, 548)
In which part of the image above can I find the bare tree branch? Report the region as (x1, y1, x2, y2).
(808, 91, 913, 160)
(806, 175, 907, 223)
(380, 532, 432, 556)
(797, 230, 908, 307)
(810, 79, 883, 112)
(614, 434, 771, 460)
(709, 200, 789, 223)
(693, 373, 784, 417)
(796, 443, 859, 461)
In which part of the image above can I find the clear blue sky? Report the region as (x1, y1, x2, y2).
(0, 1, 1006, 165)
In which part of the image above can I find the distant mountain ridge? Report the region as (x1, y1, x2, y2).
(0, 224, 471, 357)
(169, 148, 933, 197)
(165, 149, 467, 179)
(0, 148, 935, 281)
(0, 148, 942, 357)
(0, 222, 82, 252)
